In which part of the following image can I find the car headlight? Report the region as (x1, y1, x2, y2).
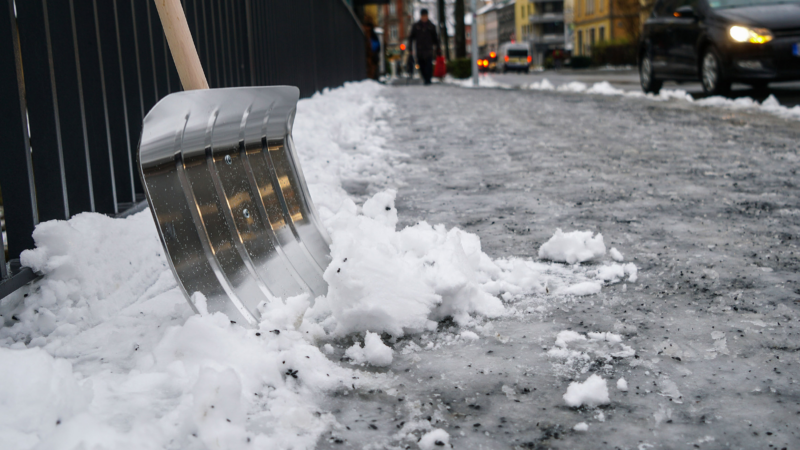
(729, 25, 773, 44)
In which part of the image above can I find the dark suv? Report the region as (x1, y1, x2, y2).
(638, 0, 800, 95)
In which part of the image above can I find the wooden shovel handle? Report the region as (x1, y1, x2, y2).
(153, 0, 208, 90)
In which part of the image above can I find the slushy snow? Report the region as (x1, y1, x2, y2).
(573, 422, 589, 432)
(563, 374, 610, 408)
(538, 229, 606, 264)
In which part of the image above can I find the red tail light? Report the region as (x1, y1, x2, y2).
(527, 56, 532, 63)
(504, 55, 509, 62)
(490, 52, 496, 58)
(400, 44, 406, 51)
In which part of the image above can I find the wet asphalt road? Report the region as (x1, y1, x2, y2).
(319, 84, 800, 449)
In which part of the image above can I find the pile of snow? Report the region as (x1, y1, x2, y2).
(538, 229, 606, 264)
(1, 81, 639, 448)
(563, 374, 610, 408)
(490, 75, 800, 122)
(617, 377, 629, 391)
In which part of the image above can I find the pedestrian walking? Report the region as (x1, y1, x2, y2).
(407, 9, 440, 85)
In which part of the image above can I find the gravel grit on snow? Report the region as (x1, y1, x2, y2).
(0, 80, 638, 449)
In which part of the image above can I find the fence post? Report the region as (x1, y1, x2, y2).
(2, 0, 39, 261)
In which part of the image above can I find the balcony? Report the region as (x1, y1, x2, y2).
(528, 13, 564, 24)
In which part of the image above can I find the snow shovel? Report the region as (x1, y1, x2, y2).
(138, 0, 331, 326)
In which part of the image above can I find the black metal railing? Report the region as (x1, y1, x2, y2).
(0, 0, 366, 285)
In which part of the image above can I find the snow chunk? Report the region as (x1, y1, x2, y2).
(418, 428, 451, 449)
(460, 330, 479, 341)
(361, 189, 398, 228)
(573, 422, 589, 432)
(345, 331, 393, 366)
(617, 378, 629, 391)
(609, 247, 624, 262)
(0, 348, 89, 446)
(555, 330, 587, 348)
(539, 229, 606, 264)
(563, 374, 610, 408)
(587, 332, 623, 344)
(556, 281, 602, 296)
(595, 263, 637, 284)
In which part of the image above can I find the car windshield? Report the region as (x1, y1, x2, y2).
(508, 49, 528, 57)
(707, 0, 800, 9)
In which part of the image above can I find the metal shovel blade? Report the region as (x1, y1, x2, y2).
(138, 86, 331, 326)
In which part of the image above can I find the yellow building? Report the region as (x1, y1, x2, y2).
(516, 0, 535, 42)
(572, 0, 640, 56)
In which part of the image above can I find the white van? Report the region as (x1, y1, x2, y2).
(497, 42, 531, 73)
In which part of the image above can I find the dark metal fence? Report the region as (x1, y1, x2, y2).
(0, 0, 366, 278)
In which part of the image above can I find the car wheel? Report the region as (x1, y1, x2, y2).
(640, 53, 662, 94)
(701, 47, 730, 96)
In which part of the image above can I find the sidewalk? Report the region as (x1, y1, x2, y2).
(320, 83, 800, 449)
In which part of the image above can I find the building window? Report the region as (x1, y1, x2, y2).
(390, 25, 399, 41)
(600, 0, 605, 12)
(586, 0, 594, 15)
(599, 26, 605, 41)
(589, 27, 595, 54)
(389, 2, 396, 15)
(577, 30, 583, 55)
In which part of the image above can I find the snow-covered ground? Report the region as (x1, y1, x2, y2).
(0, 82, 644, 449)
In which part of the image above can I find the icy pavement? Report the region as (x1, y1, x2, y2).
(2, 81, 799, 450)
(319, 85, 800, 449)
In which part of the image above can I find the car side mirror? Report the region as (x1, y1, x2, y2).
(673, 5, 697, 19)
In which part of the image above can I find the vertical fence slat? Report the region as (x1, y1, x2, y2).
(98, 0, 135, 205)
(1, 0, 38, 260)
(16, 0, 69, 222)
(38, 0, 95, 216)
(134, 0, 157, 115)
(146, 0, 168, 100)
(116, 0, 144, 197)
(73, 0, 117, 215)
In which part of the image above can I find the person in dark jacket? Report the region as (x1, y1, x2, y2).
(408, 9, 440, 85)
